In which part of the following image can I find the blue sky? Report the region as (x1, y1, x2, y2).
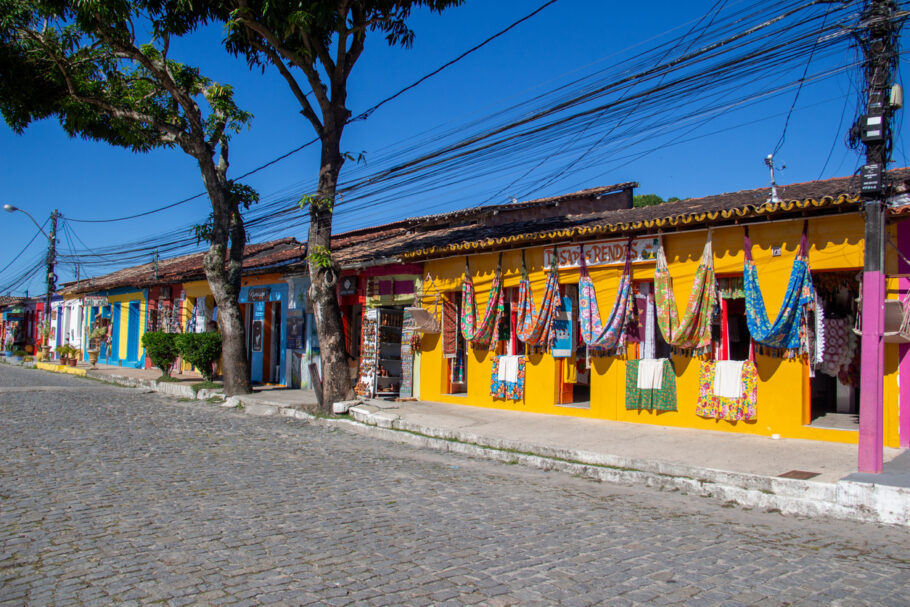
(1, 0, 906, 295)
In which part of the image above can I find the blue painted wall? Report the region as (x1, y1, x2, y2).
(238, 283, 288, 385)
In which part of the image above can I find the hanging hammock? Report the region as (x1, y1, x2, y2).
(744, 223, 815, 354)
(654, 233, 717, 353)
(578, 240, 633, 353)
(460, 255, 505, 350)
(515, 248, 562, 349)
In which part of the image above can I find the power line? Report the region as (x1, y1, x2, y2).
(62, 0, 561, 225)
(0, 218, 48, 278)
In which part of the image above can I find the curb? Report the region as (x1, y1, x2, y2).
(13, 358, 909, 527)
(346, 405, 910, 527)
(35, 361, 87, 376)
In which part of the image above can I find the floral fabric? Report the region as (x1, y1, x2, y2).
(696, 360, 758, 421)
(744, 239, 815, 353)
(460, 273, 504, 350)
(579, 273, 632, 353)
(625, 359, 677, 411)
(490, 355, 526, 401)
(654, 236, 717, 353)
(515, 264, 561, 349)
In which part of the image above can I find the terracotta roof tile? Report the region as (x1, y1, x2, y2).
(60, 238, 305, 295)
(401, 168, 910, 260)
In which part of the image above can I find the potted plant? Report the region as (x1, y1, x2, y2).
(67, 346, 79, 366)
(39, 321, 51, 357)
(57, 344, 70, 365)
(88, 326, 105, 366)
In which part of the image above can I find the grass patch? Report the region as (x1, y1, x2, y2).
(206, 395, 224, 404)
(156, 374, 179, 383)
(177, 397, 195, 403)
(190, 381, 221, 395)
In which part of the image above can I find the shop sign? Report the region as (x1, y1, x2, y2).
(249, 287, 270, 302)
(542, 237, 659, 269)
(339, 275, 358, 296)
(83, 296, 108, 307)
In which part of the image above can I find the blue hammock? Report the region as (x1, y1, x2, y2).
(743, 224, 815, 352)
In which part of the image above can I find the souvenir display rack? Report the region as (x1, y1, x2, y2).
(356, 307, 404, 398)
(375, 308, 404, 397)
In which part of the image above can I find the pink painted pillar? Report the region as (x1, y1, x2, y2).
(899, 221, 910, 449)
(859, 201, 886, 474)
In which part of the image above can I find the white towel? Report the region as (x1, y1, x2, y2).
(713, 360, 746, 398)
(637, 359, 664, 390)
(498, 355, 520, 383)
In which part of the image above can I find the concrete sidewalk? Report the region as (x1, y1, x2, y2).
(8, 356, 909, 526)
(344, 399, 910, 526)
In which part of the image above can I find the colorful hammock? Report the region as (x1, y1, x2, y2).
(460, 256, 504, 350)
(578, 240, 633, 353)
(743, 223, 815, 355)
(515, 249, 561, 349)
(654, 234, 717, 353)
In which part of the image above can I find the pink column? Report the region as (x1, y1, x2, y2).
(859, 268, 886, 473)
(899, 221, 910, 449)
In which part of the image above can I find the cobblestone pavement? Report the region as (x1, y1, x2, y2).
(2, 364, 909, 607)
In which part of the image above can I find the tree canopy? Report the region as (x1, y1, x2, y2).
(633, 193, 681, 208)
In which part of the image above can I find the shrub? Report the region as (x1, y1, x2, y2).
(175, 332, 222, 383)
(141, 331, 180, 378)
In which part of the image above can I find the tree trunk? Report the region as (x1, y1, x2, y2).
(197, 155, 253, 396)
(308, 129, 352, 410)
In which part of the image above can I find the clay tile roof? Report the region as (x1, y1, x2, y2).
(319, 182, 637, 267)
(401, 168, 910, 260)
(0, 295, 27, 308)
(60, 238, 305, 295)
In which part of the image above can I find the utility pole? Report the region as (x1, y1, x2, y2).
(857, 0, 900, 473)
(44, 209, 58, 347)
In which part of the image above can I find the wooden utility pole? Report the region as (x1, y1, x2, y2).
(858, 0, 899, 473)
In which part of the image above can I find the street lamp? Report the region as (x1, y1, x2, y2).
(3, 204, 58, 350)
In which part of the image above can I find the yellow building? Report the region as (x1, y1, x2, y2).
(406, 171, 910, 449)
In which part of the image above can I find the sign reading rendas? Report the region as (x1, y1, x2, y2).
(542, 237, 658, 269)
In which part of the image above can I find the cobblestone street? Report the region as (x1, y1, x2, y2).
(1, 364, 909, 606)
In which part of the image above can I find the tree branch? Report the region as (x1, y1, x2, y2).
(233, 0, 332, 119)
(248, 37, 324, 136)
(23, 28, 185, 143)
(90, 20, 206, 139)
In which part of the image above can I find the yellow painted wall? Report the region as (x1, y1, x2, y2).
(420, 214, 902, 447)
(107, 291, 147, 363)
(179, 280, 213, 373)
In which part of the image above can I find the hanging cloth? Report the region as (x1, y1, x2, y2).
(185, 298, 199, 334)
(625, 358, 677, 411)
(515, 248, 562, 348)
(578, 240, 633, 353)
(460, 256, 505, 350)
(654, 233, 717, 353)
(743, 223, 815, 354)
(696, 360, 758, 421)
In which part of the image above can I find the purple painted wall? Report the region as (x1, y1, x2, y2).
(899, 221, 909, 449)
